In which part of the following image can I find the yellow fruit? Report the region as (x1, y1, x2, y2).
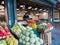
(6, 36, 10, 41)
(13, 38, 18, 45)
(9, 40, 13, 45)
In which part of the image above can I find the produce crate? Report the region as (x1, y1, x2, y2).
(38, 29, 52, 45)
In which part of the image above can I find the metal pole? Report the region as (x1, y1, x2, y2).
(6, 0, 17, 28)
(48, 8, 54, 25)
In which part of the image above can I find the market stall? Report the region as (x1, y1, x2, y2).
(0, 23, 18, 45)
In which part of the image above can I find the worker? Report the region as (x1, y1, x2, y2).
(23, 12, 29, 20)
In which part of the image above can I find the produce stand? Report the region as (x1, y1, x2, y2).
(38, 26, 53, 45)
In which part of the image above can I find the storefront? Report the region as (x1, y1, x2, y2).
(0, 0, 59, 45)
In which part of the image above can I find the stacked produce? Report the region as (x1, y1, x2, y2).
(0, 24, 18, 45)
(0, 36, 18, 45)
(11, 23, 43, 45)
(38, 23, 48, 30)
(11, 23, 26, 37)
(19, 29, 43, 45)
(0, 26, 11, 39)
(6, 36, 18, 45)
(0, 40, 7, 45)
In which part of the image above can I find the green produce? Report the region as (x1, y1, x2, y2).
(30, 34, 35, 38)
(19, 29, 43, 45)
(30, 31, 34, 34)
(38, 23, 48, 30)
(18, 23, 26, 30)
(30, 38, 35, 43)
(11, 23, 27, 37)
(22, 41, 26, 44)
(25, 31, 30, 36)
(26, 42, 30, 45)
(39, 39, 44, 44)
(7, 38, 12, 45)
(0, 40, 7, 45)
(25, 37, 30, 42)
(30, 44, 35, 45)
(19, 39, 23, 43)
(35, 41, 40, 45)
(21, 35, 25, 40)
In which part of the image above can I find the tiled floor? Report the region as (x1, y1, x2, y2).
(52, 23, 60, 45)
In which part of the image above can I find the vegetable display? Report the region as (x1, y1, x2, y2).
(19, 29, 43, 45)
(11, 23, 26, 37)
(11, 23, 44, 45)
(38, 23, 48, 30)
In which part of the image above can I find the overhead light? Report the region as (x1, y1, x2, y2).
(16, 9, 19, 10)
(43, 9, 46, 11)
(34, 8, 38, 10)
(1, 1, 4, 4)
(28, 6, 32, 9)
(36, 14, 39, 15)
(39, 9, 42, 11)
(20, 5, 25, 7)
(0, 5, 4, 9)
(43, 12, 47, 15)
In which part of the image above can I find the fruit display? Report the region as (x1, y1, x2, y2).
(0, 36, 18, 45)
(19, 29, 43, 45)
(0, 26, 11, 39)
(0, 40, 7, 45)
(6, 36, 18, 45)
(11, 23, 26, 37)
(28, 23, 37, 29)
(0, 24, 18, 45)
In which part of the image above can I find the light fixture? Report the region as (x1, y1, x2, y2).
(43, 9, 46, 11)
(16, 9, 19, 10)
(0, 5, 4, 9)
(36, 14, 39, 15)
(20, 5, 25, 7)
(1, 1, 4, 4)
(34, 8, 38, 10)
(43, 12, 47, 15)
(39, 9, 42, 11)
(28, 6, 32, 9)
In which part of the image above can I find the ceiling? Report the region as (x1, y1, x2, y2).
(16, 0, 49, 9)
(0, 0, 60, 10)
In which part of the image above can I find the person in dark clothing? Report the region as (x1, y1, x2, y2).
(23, 13, 29, 20)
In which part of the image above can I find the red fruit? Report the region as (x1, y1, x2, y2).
(4, 29, 11, 37)
(0, 31, 4, 37)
